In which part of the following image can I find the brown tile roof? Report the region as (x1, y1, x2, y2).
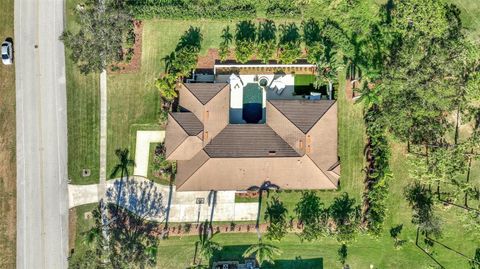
(176, 156, 337, 191)
(170, 112, 203, 136)
(268, 100, 336, 133)
(204, 124, 300, 158)
(168, 83, 339, 191)
(183, 83, 228, 105)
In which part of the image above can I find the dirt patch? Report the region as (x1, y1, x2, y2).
(157, 220, 305, 238)
(109, 20, 143, 74)
(68, 208, 78, 253)
(197, 48, 222, 69)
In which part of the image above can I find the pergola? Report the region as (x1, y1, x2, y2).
(214, 62, 317, 76)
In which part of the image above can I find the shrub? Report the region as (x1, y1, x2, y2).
(127, 0, 257, 19)
(264, 196, 288, 241)
(277, 23, 301, 64)
(266, 0, 300, 17)
(235, 20, 256, 63)
(256, 20, 277, 63)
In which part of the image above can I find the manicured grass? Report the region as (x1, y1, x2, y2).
(293, 74, 316, 95)
(65, 0, 100, 184)
(0, 0, 16, 266)
(451, 0, 480, 41)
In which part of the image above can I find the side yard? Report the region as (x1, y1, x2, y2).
(65, 0, 100, 184)
(0, 0, 16, 267)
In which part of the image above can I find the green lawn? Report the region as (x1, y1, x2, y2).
(65, 0, 100, 184)
(451, 0, 480, 41)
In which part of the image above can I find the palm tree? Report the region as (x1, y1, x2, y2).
(155, 73, 178, 102)
(110, 148, 135, 209)
(242, 240, 282, 267)
(247, 181, 279, 239)
(194, 221, 222, 266)
(354, 82, 382, 110)
(314, 50, 341, 100)
(221, 26, 233, 45)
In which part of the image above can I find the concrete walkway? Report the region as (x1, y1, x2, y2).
(133, 131, 165, 177)
(98, 70, 107, 198)
(69, 130, 257, 222)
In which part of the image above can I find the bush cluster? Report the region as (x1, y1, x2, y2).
(362, 106, 391, 234)
(127, 0, 257, 19)
(127, 0, 306, 19)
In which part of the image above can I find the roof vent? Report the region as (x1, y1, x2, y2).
(268, 150, 276, 156)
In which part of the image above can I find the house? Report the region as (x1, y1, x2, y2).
(165, 66, 340, 192)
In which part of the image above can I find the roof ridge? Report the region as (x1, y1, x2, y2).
(204, 124, 300, 158)
(176, 150, 210, 190)
(267, 100, 303, 134)
(305, 154, 337, 188)
(170, 112, 203, 136)
(182, 83, 228, 105)
(268, 99, 336, 134)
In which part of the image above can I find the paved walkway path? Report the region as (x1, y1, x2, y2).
(98, 70, 107, 198)
(69, 130, 257, 222)
(133, 131, 165, 177)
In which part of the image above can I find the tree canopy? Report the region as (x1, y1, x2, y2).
(61, 0, 132, 74)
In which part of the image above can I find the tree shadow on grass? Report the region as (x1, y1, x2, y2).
(263, 258, 323, 269)
(176, 26, 202, 52)
(213, 245, 323, 269)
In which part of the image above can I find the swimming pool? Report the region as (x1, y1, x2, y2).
(242, 83, 263, 123)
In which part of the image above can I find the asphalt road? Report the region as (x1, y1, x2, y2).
(15, 0, 69, 267)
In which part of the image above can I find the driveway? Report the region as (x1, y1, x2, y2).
(69, 130, 257, 222)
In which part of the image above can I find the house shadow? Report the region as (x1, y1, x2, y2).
(212, 245, 323, 269)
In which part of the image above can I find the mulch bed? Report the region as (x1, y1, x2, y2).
(109, 20, 143, 74)
(156, 221, 305, 238)
(68, 208, 78, 255)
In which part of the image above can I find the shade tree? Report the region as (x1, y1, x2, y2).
(61, 0, 132, 74)
(404, 182, 442, 238)
(294, 191, 327, 241)
(329, 192, 361, 242)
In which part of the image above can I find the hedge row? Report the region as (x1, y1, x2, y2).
(362, 106, 391, 234)
(127, 0, 300, 19)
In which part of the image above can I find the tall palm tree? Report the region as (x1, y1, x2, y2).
(354, 82, 382, 110)
(242, 240, 282, 267)
(247, 181, 279, 239)
(314, 50, 341, 100)
(110, 148, 135, 209)
(194, 221, 222, 266)
(221, 26, 233, 45)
